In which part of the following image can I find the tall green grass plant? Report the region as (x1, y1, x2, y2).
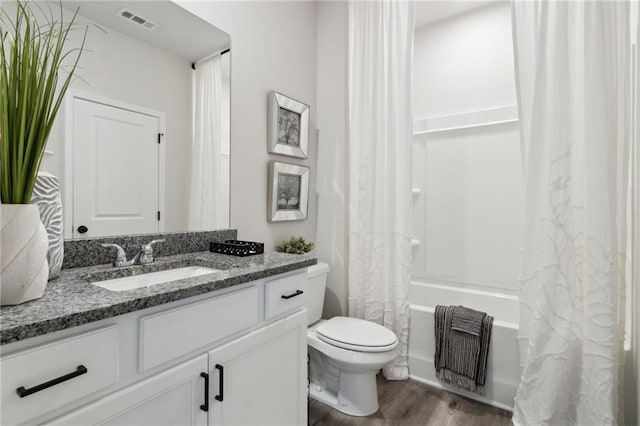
(0, 1, 84, 204)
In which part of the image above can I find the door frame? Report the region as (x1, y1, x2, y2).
(63, 89, 166, 238)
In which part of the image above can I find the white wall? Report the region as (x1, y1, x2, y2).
(411, 2, 522, 294)
(413, 2, 516, 119)
(176, 1, 318, 251)
(316, 1, 348, 317)
(46, 12, 193, 233)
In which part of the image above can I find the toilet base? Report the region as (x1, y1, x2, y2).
(309, 370, 379, 417)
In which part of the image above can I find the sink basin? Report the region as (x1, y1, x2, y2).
(92, 266, 220, 292)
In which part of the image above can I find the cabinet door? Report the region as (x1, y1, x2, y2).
(208, 310, 307, 426)
(49, 354, 208, 426)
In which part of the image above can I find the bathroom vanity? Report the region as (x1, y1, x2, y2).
(0, 243, 315, 425)
(0, 1, 315, 423)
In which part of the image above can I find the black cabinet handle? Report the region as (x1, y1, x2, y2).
(215, 364, 224, 402)
(200, 372, 209, 412)
(281, 290, 304, 300)
(16, 365, 88, 398)
(77, 225, 88, 234)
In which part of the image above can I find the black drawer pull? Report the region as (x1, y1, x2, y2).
(215, 364, 224, 402)
(16, 365, 88, 398)
(281, 290, 303, 300)
(200, 372, 209, 412)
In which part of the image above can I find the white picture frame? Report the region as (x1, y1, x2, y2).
(268, 91, 309, 159)
(267, 161, 310, 222)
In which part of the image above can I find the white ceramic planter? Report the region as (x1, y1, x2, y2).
(0, 204, 49, 305)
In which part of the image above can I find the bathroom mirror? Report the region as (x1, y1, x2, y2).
(25, 0, 231, 239)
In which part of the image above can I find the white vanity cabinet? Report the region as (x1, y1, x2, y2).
(48, 354, 209, 426)
(208, 310, 307, 426)
(0, 270, 309, 426)
(0, 326, 120, 425)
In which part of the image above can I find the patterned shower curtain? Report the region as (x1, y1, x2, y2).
(511, 1, 631, 424)
(347, 0, 415, 380)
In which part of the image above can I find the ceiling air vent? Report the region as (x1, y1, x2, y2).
(117, 9, 158, 31)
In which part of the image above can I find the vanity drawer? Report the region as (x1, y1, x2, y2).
(264, 272, 307, 319)
(0, 326, 119, 425)
(139, 286, 259, 371)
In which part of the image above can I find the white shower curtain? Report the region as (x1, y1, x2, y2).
(512, 1, 631, 424)
(347, 0, 414, 380)
(189, 54, 229, 230)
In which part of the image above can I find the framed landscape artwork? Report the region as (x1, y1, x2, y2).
(268, 91, 309, 159)
(267, 161, 309, 222)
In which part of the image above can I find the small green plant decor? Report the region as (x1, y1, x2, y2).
(275, 236, 315, 255)
(0, 1, 85, 204)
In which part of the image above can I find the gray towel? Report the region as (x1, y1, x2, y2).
(434, 305, 493, 394)
(451, 305, 485, 335)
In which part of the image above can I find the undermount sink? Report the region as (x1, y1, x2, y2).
(92, 266, 220, 292)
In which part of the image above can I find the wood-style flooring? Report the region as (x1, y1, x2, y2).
(308, 375, 513, 426)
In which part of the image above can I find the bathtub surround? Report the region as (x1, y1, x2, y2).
(512, 2, 631, 424)
(408, 4, 521, 409)
(411, 2, 522, 295)
(347, 0, 414, 380)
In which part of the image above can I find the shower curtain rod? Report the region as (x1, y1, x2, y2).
(191, 47, 230, 70)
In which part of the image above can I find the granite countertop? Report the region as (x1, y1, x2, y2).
(0, 252, 316, 345)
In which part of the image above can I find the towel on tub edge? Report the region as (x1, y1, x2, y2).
(434, 305, 493, 395)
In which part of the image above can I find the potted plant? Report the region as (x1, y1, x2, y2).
(0, 2, 84, 305)
(274, 236, 315, 255)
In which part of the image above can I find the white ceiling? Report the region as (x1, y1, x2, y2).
(61, 1, 230, 63)
(59, 1, 502, 60)
(415, 0, 504, 29)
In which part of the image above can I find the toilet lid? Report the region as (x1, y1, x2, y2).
(316, 317, 398, 352)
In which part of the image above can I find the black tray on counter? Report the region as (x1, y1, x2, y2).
(209, 240, 264, 257)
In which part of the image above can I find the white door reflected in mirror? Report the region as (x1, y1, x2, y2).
(72, 96, 161, 238)
(21, 0, 233, 239)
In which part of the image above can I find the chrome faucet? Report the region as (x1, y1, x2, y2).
(101, 239, 165, 267)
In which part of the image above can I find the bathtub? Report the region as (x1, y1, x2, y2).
(408, 280, 519, 411)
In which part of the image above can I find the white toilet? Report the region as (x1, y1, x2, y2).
(306, 262, 398, 417)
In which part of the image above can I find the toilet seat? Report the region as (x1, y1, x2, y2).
(316, 317, 398, 353)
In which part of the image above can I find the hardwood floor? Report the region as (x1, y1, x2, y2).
(308, 375, 513, 426)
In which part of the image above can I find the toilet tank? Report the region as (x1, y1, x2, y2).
(306, 261, 330, 325)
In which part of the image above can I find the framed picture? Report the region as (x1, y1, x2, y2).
(268, 161, 310, 222)
(268, 91, 309, 159)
